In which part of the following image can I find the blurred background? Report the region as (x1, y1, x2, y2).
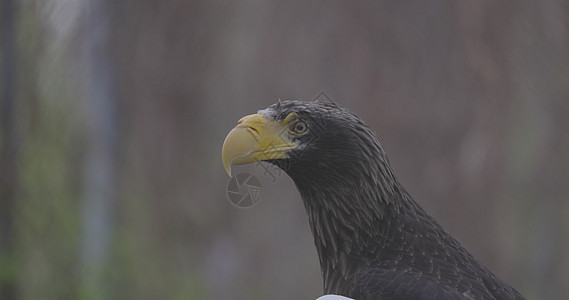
(1, 0, 568, 299)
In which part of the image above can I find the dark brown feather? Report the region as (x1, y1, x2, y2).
(265, 100, 524, 300)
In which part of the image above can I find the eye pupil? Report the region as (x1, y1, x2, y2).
(291, 121, 307, 134)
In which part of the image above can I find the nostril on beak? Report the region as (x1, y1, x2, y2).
(249, 127, 259, 135)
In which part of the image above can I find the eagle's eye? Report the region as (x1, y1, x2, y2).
(289, 120, 308, 135)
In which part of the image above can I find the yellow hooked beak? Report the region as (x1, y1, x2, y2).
(222, 113, 298, 176)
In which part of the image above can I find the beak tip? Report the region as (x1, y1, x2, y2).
(224, 163, 232, 177)
(222, 124, 256, 178)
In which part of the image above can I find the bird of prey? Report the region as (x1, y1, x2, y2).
(222, 99, 524, 300)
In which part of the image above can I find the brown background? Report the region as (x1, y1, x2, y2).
(1, 1, 568, 299)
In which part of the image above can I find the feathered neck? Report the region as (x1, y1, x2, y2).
(285, 137, 407, 293)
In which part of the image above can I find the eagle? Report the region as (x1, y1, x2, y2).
(222, 99, 524, 300)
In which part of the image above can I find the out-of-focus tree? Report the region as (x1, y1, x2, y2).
(1, 0, 18, 298)
(78, 0, 118, 298)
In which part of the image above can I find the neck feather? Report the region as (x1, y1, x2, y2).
(289, 147, 405, 292)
